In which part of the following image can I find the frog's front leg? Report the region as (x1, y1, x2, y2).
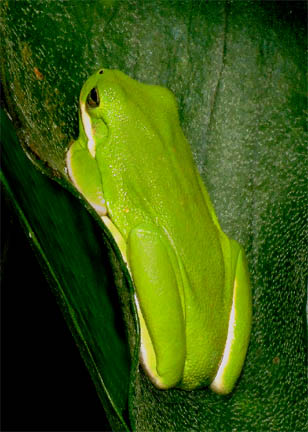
(66, 139, 107, 216)
(127, 223, 186, 389)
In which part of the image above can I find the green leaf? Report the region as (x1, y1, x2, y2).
(1, 1, 307, 430)
(0, 109, 134, 430)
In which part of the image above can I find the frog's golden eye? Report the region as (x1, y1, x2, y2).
(87, 87, 100, 108)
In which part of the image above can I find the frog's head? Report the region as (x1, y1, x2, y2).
(67, 68, 133, 217)
(78, 68, 132, 159)
(71, 67, 163, 220)
(78, 68, 179, 162)
(73, 67, 186, 219)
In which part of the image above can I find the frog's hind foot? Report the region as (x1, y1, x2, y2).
(210, 243, 252, 394)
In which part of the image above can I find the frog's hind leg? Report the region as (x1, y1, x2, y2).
(210, 241, 252, 394)
(127, 223, 186, 389)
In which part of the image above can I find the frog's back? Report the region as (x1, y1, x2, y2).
(122, 90, 232, 385)
(100, 70, 225, 289)
(95, 70, 238, 387)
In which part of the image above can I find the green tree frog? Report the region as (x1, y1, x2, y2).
(66, 68, 252, 393)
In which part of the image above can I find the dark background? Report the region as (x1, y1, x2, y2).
(1, 191, 111, 431)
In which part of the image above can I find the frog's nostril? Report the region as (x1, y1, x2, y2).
(99, 69, 104, 74)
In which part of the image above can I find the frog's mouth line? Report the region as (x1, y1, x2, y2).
(80, 101, 96, 158)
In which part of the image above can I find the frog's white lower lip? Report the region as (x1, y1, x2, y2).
(80, 101, 96, 157)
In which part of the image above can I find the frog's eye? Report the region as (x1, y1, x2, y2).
(87, 87, 100, 108)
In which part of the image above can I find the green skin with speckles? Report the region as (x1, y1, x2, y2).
(66, 69, 252, 393)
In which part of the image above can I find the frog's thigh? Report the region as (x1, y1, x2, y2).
(210, 242, 252, 394)
(127, 224, 185, 389)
